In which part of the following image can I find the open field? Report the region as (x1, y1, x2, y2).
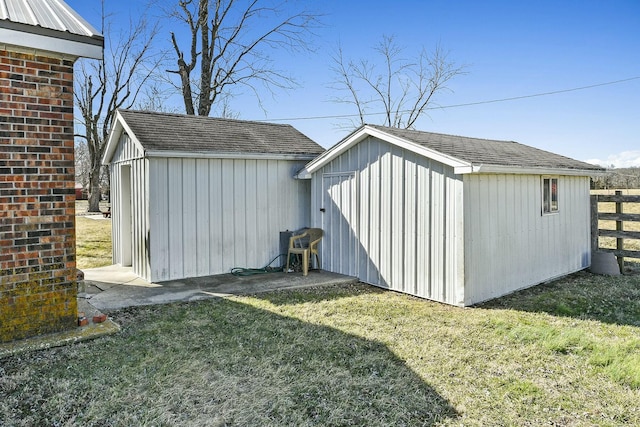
(1, 272, 639, 425)
(592, 189, 640, 269)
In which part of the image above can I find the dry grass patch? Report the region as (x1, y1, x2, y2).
(75, 200, 110, 214)
(1, 273, 638, 426)
(75, 216, 112, 269)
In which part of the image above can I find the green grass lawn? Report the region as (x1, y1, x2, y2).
(12, 200, 633, 425)
(1, 272, 639, 426)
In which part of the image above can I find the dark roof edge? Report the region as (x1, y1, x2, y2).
(366, 123, 517, 144)
(366, 124, 604, 171)
(119, 108, 297, 129)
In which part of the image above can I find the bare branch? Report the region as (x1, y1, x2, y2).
(168, 0, 321, 116)
(329, 35, 467, 130)
(327, 44, 369, 127)
(74, 6, 160, 211)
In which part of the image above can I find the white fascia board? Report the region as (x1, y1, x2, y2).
(296, 168, 311, 179)
(461, 164, 602, 176)
(0, 28, 102, 59)
(144, 150, 318, 161)
(304, 125, 471, 175)
(102, 110, 145, 165)
(302, 126, 370, 174)
(102, 112, 123, 165)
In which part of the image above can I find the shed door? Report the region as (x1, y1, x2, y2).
(119, 164, 132, 267)
(321, 172, 358, 276)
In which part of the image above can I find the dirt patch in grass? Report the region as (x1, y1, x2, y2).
(1, 275, 639, 426)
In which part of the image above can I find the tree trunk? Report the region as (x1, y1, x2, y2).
(169, 0, 318, 118)
(88, 172, 100, 212)
(87, 153, 102, 212)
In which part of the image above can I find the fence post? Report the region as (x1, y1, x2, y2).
(615, 190, 624, 272)
(590, 194, 599, 256)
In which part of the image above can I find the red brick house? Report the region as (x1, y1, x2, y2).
(0, 0, 103, 342)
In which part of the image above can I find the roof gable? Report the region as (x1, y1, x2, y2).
(301, 125, 603, 177)
(0, 0, 103, 58)
(103, 109, 325, 164)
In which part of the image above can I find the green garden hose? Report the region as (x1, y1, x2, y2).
(231, 254, 290, 276)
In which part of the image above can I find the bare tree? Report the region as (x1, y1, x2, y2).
(75, 12, 160, 211)
(136, 83, 181, 113)
(330, 35, 466, 129)
(74, 140, 90, 191)
(166, 0, 319, 117)
(74, 139, 110, 200)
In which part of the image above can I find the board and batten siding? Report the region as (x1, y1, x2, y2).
(462, 174, 591, 305)
(311, 136, 465, 306)
(148, 157, 311, 282)
(109, 133, 151, 280)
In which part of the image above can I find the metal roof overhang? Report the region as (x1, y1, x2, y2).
(0, 20, 103, 59)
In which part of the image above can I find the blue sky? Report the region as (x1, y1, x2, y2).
(68, 0, 640, 168)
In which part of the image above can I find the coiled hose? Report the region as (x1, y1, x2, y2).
(230, 254, 291, 276)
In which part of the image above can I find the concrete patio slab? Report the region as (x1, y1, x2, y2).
(81, 265, 358, 312)
(83, 265, 155, 288)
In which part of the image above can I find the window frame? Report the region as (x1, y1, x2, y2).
(541, 176, 559, 215)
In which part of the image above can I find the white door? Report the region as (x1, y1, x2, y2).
(321, 173, 358, 276)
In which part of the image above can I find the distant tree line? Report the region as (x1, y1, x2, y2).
(591, 167, 640, 189)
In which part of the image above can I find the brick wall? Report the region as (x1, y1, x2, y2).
(0, 49, 77, 342)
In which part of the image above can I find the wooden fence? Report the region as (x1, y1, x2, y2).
(591, 191, 640, 271)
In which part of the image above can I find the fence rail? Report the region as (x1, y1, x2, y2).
(591, 191, 640, 270)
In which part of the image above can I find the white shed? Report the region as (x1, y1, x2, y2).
(297, 125, 603, 306)
(103, 109, 325, 282)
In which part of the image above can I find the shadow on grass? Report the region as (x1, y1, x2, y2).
(250, 280, 387, 306)
(0, 297, 457, 426)
(477, 270, 640, 327)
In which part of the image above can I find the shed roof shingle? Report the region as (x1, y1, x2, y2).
(118, 109, 325, 156)
(368, 125, 603, 171)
